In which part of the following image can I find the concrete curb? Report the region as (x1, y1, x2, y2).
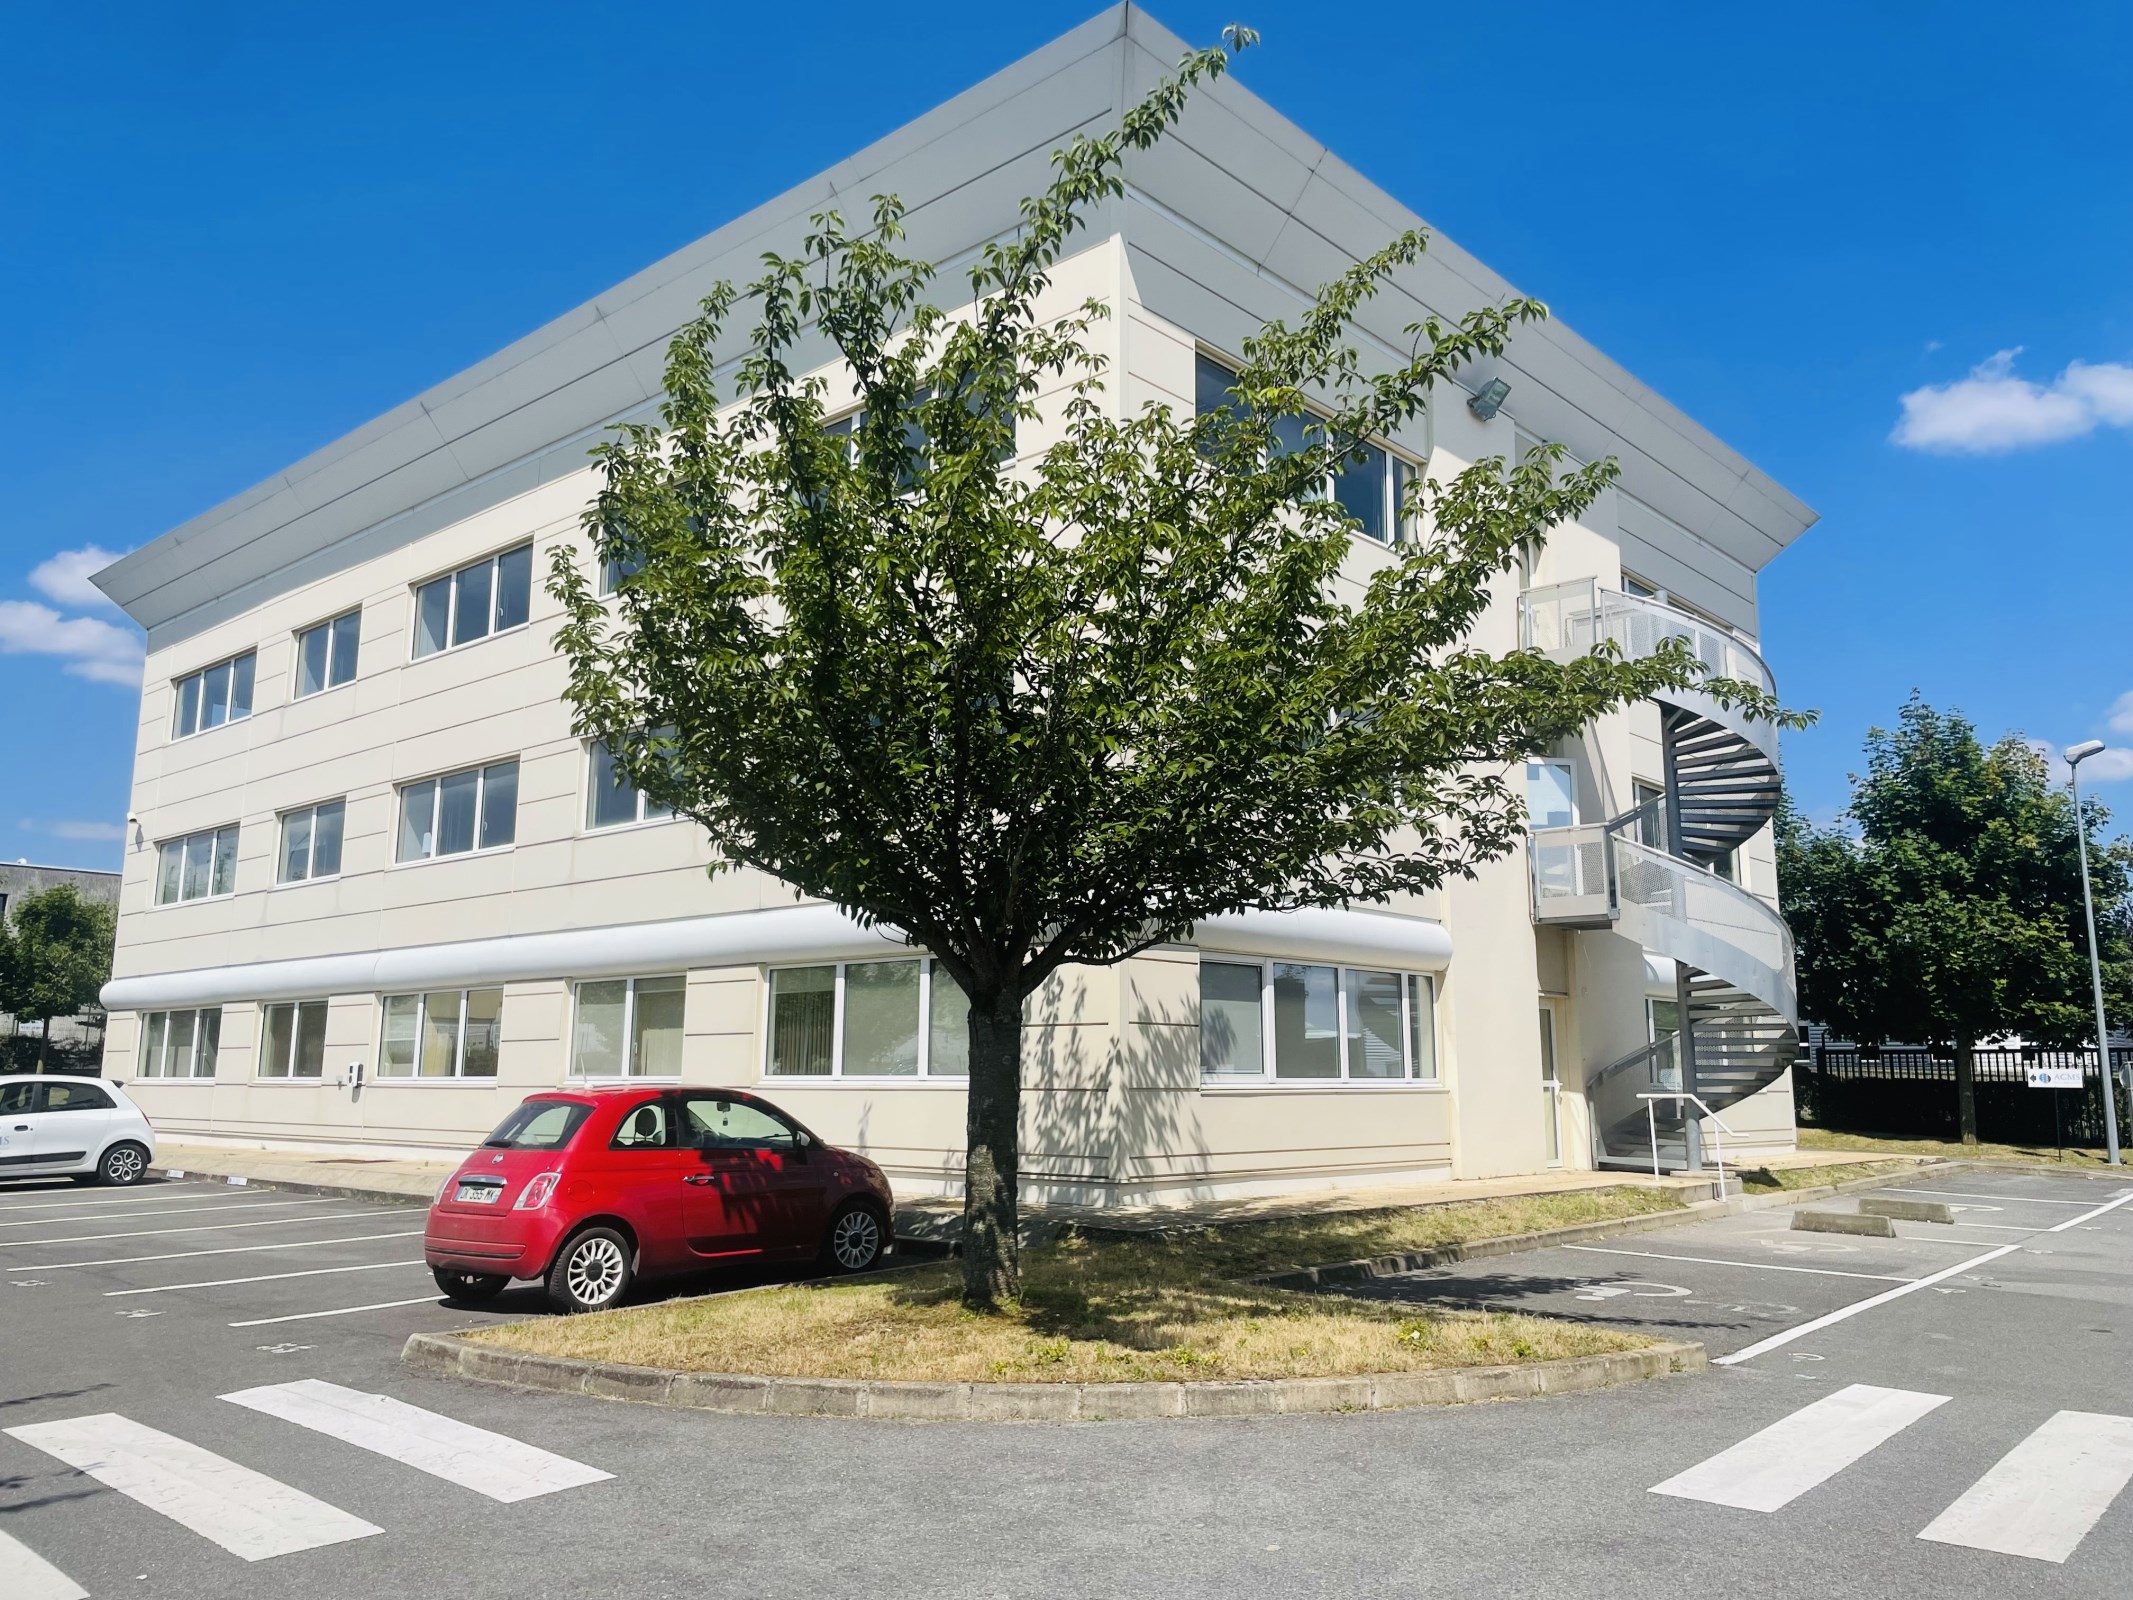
(402, 1328, 1706, 1422)
(1251, 1161, 1952, 1290)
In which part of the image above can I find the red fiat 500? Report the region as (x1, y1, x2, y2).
(425, 1086, 895, 1313)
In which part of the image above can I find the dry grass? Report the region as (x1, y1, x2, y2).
(1800, 1126, 2130, 1171)
(473, 1185, 1676, 1383)
(1736, 1158, 1917, 1193)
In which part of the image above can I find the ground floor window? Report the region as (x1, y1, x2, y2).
(379, 989, 502, 1078)
(258, 1000, 329, 1079)
(137, 1008, 222, 1078)
(1199, 957, 1438, 1084)
(765, 958, 969, 1079)
(571, 975, 685, 1078)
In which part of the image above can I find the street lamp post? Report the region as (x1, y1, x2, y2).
(2065, 740, 2122, 1166)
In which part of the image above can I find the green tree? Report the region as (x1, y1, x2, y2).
(0, 885, 117, 1070)
(552, 30, 1786, 1307)
(1777, 696, 2133, 1143)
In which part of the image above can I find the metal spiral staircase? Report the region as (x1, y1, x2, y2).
(1520, 580, 1799, 1172)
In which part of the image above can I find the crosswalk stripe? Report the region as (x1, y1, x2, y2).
(1918, 1411, 2133, 1563)
(1650, 1384, 1950, 1512)
(3, 1413, 381, 1562)
(222, 1379, 614, 1502)
(0, 1526, 87, 1600)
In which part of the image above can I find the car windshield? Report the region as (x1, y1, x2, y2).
(481, 1099, 592, 1150)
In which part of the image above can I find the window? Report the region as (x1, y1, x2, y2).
(378, 989, 502, 1078)
(1632, 780, 1667, 851)
(1621, 571, 1660, 599)
(171, 651, 257, 739)
(597, 546, 644, 596)
(1198, 958, 1437, 1084)
(1195, 353, 1414, 542)
(765, 959, 970, 1078)
(482, 1098, 591, 1151)
(42, 1081, 114, 1113)
(396, 760, 519, 861)
(411, 543, 533, 658)
(278, 800, 346, 883)
(138, 1008, 223, 1079)
(1525, 759, 1577, 830)
(155, 825, 240, 904)
(585, 739, 676, 829)
(0, 1081, 35, 1116)
(293, 611, 361, 698)
(570, 975, 685, 1078)
(680, 1095, 799, 1150)
(259, 1000, 330, 1078)
(610, 1099, 672, 1148)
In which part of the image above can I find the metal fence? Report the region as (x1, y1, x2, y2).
(1799, 1044, 2133, 1147)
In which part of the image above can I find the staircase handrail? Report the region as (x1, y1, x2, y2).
(1613, 836, 1797, 1020)
(1519, 578, 1777, 700)
(1638, 1091, 1738, 1194)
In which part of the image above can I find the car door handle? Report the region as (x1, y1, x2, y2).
(10, 1125, 25, 1132)
(682, 1173, 719, 1186)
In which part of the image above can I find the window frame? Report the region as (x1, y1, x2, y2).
(760, 957, 969, 1083)
(375, 987, 504, 1082)
(408, 541, 534, 661)
(393, 758, 520, 864)
(276, 798, 347, 885)
(1196, 954, 1441, 1088)
(256, 999, 331, 1080)
(567, 974, 687, 1081)
(153, 823, 241, 906)
(582, 738, 678, 832)
(169, 650, 258, 741)
(291, 610, 362, 700)
(135, 1006, 224, 1080)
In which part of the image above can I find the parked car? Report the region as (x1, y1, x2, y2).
(425, 1085, 896, 1313)
(0, 1074, 156, 1186)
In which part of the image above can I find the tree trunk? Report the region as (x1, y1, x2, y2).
(960, 988, 1024, 1310)
(1954, 1037, 1977, 1147)
(35, 1016, 48, 1072)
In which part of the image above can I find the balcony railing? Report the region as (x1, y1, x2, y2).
(1528, 822, 1615, 925)
(1519, 579, 1775, 700)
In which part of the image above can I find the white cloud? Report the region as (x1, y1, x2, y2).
(1891, 349, 2133, 454)
(2026, 736, 2133, 785)
(19, 818, 126, 842)
(27, 544, 128, 611)
(0, 599, 144, 686)
(2107, 691, 2133, 736)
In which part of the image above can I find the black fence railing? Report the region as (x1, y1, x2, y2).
(1799, 1045, 2133, 1147)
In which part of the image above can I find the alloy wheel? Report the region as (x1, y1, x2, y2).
(565, 1235, 626, 1307)
(104, 1146, 146, 1184)
(832, 1208, 882, 1270)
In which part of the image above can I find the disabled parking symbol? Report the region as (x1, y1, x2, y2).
(1573, 1280, 1694, 1302)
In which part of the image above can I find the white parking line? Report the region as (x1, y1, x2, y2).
(222, 1380, 612, 1501)
(228, 1295, 443, 1327)
(1919, 1411, 2133, 1563)
(0, 1185, 251, 1213)
(1716, 1186, 2133, 1366)
(0, 1208, 415, 1250)
(106, 1260, 429, 1296)
(4, 1412, 382, 1561)
(8, 1230, 428, 1271)
(0, 1527, 87, 1600)
(0, 1198, 330, 1230)
(1651, 1384, 1951, 1511)
(1562, 1245, 1913, 1283)
(1882, 1187, 2098, 1207)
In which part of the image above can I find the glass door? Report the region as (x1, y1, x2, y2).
(1538, 1003, 1563, 1166)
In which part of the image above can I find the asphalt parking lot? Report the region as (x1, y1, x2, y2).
(3, 1164, 2131, 1600)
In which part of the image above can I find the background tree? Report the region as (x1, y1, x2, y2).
(1777, 695, 2133, 1143)
(553, 31, 1788, 1307)
(0, 885, 117, 1070)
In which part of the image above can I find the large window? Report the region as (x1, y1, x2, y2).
(278, 800, 345, 883)
(171, 651, 257, 739)
(397, 759, 518, 861)
(765, 958, 969, 1079)
(294, 611, 361, 698)
(1195, 353, 1414, 544)
(585, 739, 675, 830)
(137, 1008, 223, 1079)
(571, 975, 685, 1078)
(1526, 759, 1577, 829)
(155, 825, 239, 905)
(411, 543, 533, 659)
(259, 1000, 330, 1079)
(1199, 957, 1438, 1084)
(379, 989, 502, 1078)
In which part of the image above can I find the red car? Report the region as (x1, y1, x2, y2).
(425, 1086, 895, 1313)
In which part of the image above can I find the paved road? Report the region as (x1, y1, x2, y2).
(2, 1166, 2130, 1598)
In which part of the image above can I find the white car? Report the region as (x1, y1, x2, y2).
(0, 1075, 157, 1186)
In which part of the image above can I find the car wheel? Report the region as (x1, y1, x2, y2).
(545, 1227, 633, 1315)
(432, 1267, 509, 1304)
(96, 1143, 150, 1187)
(821, 1201, 887, 1274)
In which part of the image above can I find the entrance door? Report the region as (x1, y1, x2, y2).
(1537, 1004, 1563, 1166)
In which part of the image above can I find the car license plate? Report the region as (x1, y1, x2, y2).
(455, 1184, 502, 1205)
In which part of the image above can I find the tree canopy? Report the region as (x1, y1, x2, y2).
(552, 30, 1780, 1305)
(1778, 695, 2133, 1139)
(0, 884, 116, 1068)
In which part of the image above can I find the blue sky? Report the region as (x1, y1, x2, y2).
(3, 1, 2130, 869)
